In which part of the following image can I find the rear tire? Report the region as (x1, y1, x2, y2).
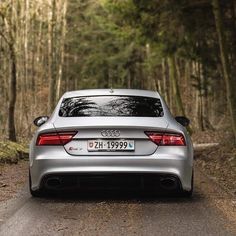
(29, 170, 44, 197)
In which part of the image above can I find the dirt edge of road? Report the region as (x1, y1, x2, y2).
(193, 131, 236, 196)
(196, 167, 236, 234)
(0, 160, 28, 202)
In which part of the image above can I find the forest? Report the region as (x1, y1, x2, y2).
(0, 0, 236, 143)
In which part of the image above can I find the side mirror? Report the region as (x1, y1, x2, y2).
(175, 116, 190, 127)
(33, 116, 49, 127)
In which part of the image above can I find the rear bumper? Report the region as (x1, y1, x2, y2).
(41, 173, 182, 192)
(30, 146, 193, 191)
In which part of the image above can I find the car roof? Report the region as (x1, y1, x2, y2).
(62, 89, 161, 99)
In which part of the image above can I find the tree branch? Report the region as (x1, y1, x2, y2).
(0, 30, 10, 46)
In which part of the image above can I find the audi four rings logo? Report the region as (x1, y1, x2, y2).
(101, 130, 120, 137)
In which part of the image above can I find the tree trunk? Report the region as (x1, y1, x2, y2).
(161, 59, 168, 103)
(127, 67, 132, 89)
(0, 4, 17, 141)
(8, 44, 17, 141)
(56, 0, 67, 100)
(48, 0, 57, 113)
(212, 0, 236, 142)
(168, 55, 185, 116)
(197, 62, 204, 131)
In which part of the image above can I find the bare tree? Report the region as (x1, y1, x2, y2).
(0, 6, 17, 141)
(212, 0, 236, 142)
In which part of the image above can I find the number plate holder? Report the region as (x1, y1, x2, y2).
(87, 140, 135, 152)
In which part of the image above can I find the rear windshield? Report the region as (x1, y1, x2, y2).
(59, 96, 164, 117)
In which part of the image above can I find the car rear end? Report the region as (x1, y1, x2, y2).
(29, 90, 193, 194)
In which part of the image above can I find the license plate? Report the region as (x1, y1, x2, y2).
(87, 140, 135, 152)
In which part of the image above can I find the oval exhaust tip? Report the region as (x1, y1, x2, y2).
(160, 177, 178, 190)
(46, 177, 61, 188)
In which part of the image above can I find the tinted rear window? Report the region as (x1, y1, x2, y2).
(59, 96, 164, 117)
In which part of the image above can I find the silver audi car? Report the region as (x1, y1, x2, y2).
(29, 89, 193, 197)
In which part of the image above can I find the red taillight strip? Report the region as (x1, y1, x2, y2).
(36, 132, 77, 146)
(145, 132, 186, 146)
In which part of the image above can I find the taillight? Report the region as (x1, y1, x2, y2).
(36, 132, 76, 146)
(145, 132, 186, 146)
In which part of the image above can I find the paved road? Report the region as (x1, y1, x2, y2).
(0, 169, 235, 236)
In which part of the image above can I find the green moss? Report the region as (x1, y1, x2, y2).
(0, 141, 28, 164)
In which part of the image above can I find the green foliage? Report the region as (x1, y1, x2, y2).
(0, 141, 28, 164)
(64, 0, 150, 90)
(63, 0, 226, 92)
(1, 0, 235, 138)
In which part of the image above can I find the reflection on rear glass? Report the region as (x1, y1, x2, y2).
(59, 96, 164, 117)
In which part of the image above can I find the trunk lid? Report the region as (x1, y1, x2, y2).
(53, 117, 168, 156)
